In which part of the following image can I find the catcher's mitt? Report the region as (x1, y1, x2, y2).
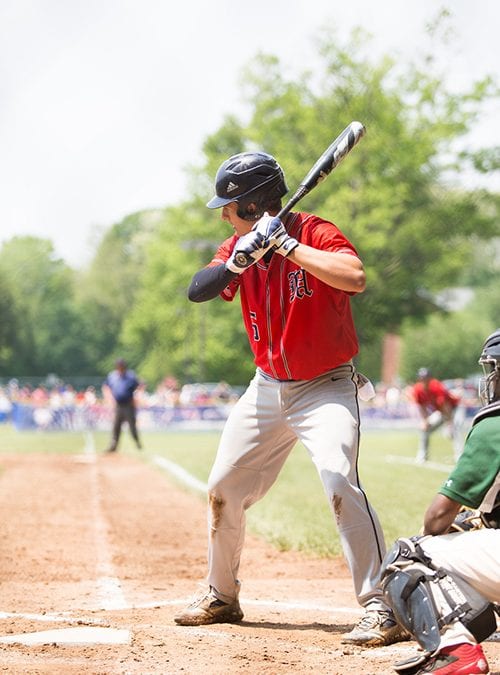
(449, 506, 484, 532)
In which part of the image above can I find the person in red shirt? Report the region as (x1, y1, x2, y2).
(412, 367, 461, 464)
(174, 151, 409, 648)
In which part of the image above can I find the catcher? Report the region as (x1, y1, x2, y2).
(380, 329, 500, 674)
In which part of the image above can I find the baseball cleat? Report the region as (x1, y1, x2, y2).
(393, 643, 490, 674)
(341, 610, 411, 647)
(174, 588, 243, 626)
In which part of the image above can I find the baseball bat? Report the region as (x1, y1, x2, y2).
(234, 121, 366, 267)
(278, 120, 366, 219)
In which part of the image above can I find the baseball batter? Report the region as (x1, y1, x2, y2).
(174, 151, 408, 647)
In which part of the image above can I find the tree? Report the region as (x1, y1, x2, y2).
(75, 209, 163, 374)
(401, 271, 500, 381)
(399, 309, 490, 382)
(0, 270, 18, 375)
(0, 237, 89, 375)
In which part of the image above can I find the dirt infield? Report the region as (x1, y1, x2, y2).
(0, 452, 498, 674)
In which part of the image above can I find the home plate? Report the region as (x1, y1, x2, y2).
(0, 627, 130, 645)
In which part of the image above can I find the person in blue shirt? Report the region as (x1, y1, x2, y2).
(104, 358, 142, 453)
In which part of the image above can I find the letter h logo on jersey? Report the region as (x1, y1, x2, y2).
(288, 270, 313, 302)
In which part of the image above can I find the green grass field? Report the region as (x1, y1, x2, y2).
(0, 423, 461, 558)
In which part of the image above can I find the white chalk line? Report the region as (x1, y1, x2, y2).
(153, 449, 455, 500)
(244, 598, 363, 615)
(82, 432, 128, 611)
(385, 455, 454, 473)
(0, 598, 361, 621)
(153, 451, 453, 493)
(0, 611, 106, 624)
(152, 455, 207, 492)
(111, 597, 364, 616)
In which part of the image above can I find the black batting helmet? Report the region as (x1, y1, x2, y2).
(478, 328, 500, 405)
(207, 151, 288, 220)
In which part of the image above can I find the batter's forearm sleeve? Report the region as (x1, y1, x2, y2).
(188, 264, 237, 302)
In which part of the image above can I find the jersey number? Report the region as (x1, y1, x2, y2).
(249, 311, 260, 341)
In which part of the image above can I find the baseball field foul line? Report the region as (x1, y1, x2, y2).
(385, 455, 453, 472)
(85, 433, 128, 610)
(153, 455, 207, 492)
(0, 611, 106, 624)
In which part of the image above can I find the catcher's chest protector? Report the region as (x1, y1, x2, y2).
(472, 403, 500, 528)
(380, 538, 497, 654)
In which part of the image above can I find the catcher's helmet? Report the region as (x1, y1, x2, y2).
(207, 151, 288, 220)
(478, 328, 500, 405)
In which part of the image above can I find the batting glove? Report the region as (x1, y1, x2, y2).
(225, 230, 271, 274)
(252, 213, 299, 257)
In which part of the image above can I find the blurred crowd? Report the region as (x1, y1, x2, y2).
(0, 375, 241, 416)
(0, 374, 481, 430)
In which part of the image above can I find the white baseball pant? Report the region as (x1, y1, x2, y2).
(206, 364, 390, 611)
(419, 530, 500, 649)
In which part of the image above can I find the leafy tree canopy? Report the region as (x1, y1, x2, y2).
(0, 237, 87, 376)
(124, 22, 498, 384)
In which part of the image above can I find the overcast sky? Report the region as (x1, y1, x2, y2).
(1, 0, 498, 268)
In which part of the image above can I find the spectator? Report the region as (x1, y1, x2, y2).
(212, 381, 233, 403)
(103, 358, 142, 453)
(0, 387, 13, 422)
(412, 367, 461, 464)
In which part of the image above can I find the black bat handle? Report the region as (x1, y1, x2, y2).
(277, 186, 308, 219)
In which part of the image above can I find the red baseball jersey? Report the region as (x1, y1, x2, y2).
(208, 212, 360, 380)
(412, 379, 460, 413)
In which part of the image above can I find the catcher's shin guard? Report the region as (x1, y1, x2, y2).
(380, 537, 497, 653)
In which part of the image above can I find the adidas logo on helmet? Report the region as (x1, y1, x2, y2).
(226, 181, 239, 193)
